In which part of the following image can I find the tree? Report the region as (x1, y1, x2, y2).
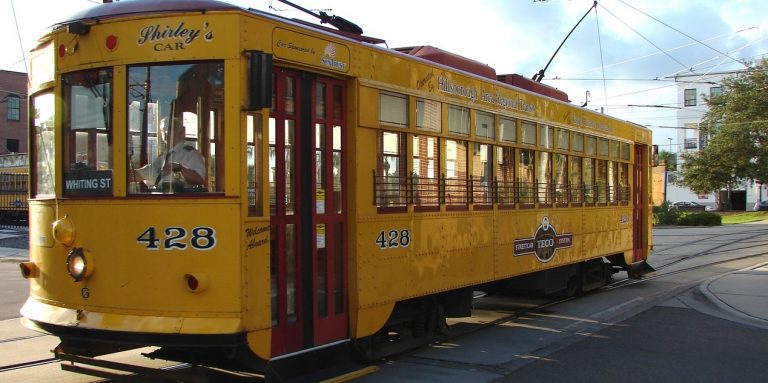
(675, 59, 768, 199)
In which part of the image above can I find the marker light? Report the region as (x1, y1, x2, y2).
(105, 35, 118, 51)
(19, 262, 39, 279)
(66, 248, 93, 282)
(184, 273, 210, 293)
(52, 216, 76, 246)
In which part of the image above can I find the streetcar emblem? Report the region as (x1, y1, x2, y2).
(321, 43, 347, 71)
(513, 217, 572, 263)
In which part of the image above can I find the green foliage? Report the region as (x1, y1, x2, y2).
(677, 212, 722, 226)
(653, 201, 681, 225)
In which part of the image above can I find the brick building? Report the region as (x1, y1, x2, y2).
(0, 70, 28, 154)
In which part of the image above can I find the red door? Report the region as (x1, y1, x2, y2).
(270, 69, 348, 356)
(633, 144, 647, 262)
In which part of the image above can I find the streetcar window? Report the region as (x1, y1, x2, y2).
(537, 151, 552, 204)
(127, 62, 224, 195)
(585, 135, 597, 155)
(598, 138, 609, 157)
(554, 153, 568, 204)
(521, 121, 536, 145)
(476, 111, 495, 140)
(62, 68, 113, 196)
(31, 92, 55, 197)
(447, 105, 469, 136)
(539, 125, 554, 149)
(518, 148, 535, 204)
(247, 113, 263, 216)
(621, 143, 631, 161)
(499, 116, 517, 143)
(445, 139, 468, 207)
(583, 157, 595, 203)
(375, 131, 406, 209)
(569, 156, 582, 203)
(619, 162, 630, 202)
(608, 160, 617, 203)
(610, 140, 620, 159)
(413, 135, 439, 208)
(416, 98, 441, 132)
(596, 159, 608, 203)
(496, 146, 515, 206)
(573, 132, 584, 152)
(380, 91, 408, 128)
(472, 143, 492, 206)
(557, 129, 570, 151)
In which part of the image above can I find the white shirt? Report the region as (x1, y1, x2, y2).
(136, 142, 205, 188)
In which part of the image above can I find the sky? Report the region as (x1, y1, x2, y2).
(2, 0, 767, 147)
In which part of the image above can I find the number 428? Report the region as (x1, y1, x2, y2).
(137, 226, 216, 250)
(376, 229, 411, 249)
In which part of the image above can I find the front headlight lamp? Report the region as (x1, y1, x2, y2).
(66, 247, 93, 281)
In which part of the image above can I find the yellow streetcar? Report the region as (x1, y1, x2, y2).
(19, 0, 654, 380)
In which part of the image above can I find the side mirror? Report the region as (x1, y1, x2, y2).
(247, 51, 273, 110)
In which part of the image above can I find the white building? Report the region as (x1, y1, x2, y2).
(667, 70, 760, 210)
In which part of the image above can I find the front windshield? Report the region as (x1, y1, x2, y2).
(62, 68, 113, 196)
(127, 62, 224, 194)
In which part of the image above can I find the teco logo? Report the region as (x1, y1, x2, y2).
(513, 217, 572, 263)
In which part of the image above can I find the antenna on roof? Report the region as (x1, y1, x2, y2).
(276, 0, 363, 35)
(533, 1, 597, 82)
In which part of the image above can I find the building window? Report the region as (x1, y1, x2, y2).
(6, 94, 20, 121)
(684, 88, 697, 107)
(710, 87, 722, 98)
(6, 139, 19, 153)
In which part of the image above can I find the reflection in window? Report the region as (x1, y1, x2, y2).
(497, 146, 515, 205)
(376, 131, 406, 208)
(416, 98, 441, 132)
(519, 148, 534, 203)
(413, 135, 439, 208)
(554, 154, 568, 203)
(32, 92, 55, 197)
(127, 62, 224, 195)
(569, 156, 582, 203)
(539, 125, 554, 149)
(62, 68, 113, 196)
(445, 139, 468, 207)
(537, 151, 552, 203)
(247, 113, 263, 216)
(583, 158, 594, 203)
(472, 143, 492, 205)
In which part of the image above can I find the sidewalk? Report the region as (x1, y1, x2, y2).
(0, 227, 28, 262)
(700, 262, 768, 330)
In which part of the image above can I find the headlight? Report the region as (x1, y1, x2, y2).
(66, 248, 93, 281)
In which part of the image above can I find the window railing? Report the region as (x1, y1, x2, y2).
(373, 172, 632, 210)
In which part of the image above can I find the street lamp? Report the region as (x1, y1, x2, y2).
(668, 137, 672, 152)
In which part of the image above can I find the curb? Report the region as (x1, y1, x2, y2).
(698, 261, 768, 330)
